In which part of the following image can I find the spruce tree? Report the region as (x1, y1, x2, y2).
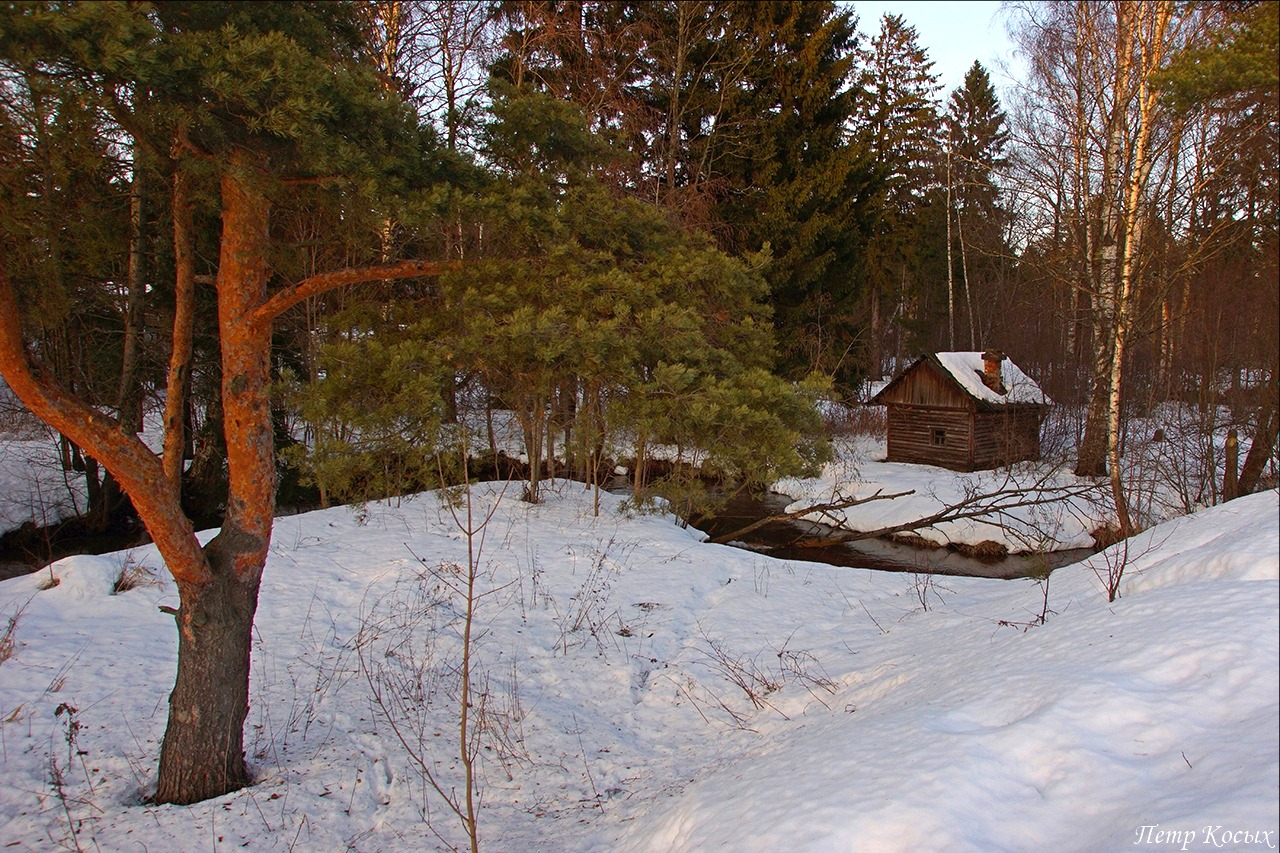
(944, 60, 1010, 348)
(490, 1, 879, 389)
(710, 0, 878, 388)
(855, 12, 942, 376)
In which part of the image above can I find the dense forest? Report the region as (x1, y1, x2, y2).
(0, 0, 1275, 805)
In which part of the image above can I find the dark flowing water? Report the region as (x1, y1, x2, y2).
(690, 492, 1094, 580)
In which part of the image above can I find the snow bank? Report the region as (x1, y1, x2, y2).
(618, 490, 1279, 851)
(0, 432, 87, 534)
(0, 402, 168, 536)
(0, 484, 1274, 851)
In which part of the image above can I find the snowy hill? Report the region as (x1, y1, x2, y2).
(1, 483, 1276, 851)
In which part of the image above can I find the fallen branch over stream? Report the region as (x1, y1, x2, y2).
(710, 470, 1107, 553)
(707, 489, 915, 544)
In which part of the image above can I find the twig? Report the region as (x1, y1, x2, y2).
(571, 713, 603, 812)
(859, 599, 887, 635)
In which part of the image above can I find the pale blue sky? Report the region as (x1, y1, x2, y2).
(845, 1, 1024, 97)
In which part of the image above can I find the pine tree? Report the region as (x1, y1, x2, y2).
(0, 0, 454, 804)
(451, 85, 830, 503)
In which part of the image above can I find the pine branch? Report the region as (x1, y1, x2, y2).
(249, 260, 462, 329)
(0, 261, 210, 584)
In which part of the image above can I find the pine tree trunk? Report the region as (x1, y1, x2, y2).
(869, 286, 882, 379)
(162, 162, 196, 493)
(522, 404, 543, 503)
(945, 148, 955, 350)
(155, 157, 275, 803)
(153, 534, 261, 804)
(118, 154, 147, 436)
(634, 436, 647, 495)
(485, 397, 498, 464)
(2, 144, 464, 807)
(2, 151, 459, 808)
(958, 209, 976, 350)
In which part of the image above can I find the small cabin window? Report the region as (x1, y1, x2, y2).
(932, 428, 946, 446)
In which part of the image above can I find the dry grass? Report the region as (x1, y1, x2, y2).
(112, 560, 161, 594)
(0, 606, 24, 665)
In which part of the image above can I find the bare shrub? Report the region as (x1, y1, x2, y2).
(357, 474, 514, 853)
(357, 556, 528, 852)
(909, 572, 949, 612)
(696, 630, 784, 712)
(48, 702, 97, 853)
(548, 536, 634, 656)
(823, 401, 885, 438)
(689, 626, 839, 727)
(1091, 535, 1131, 603)
(996, 572, 1056, 632)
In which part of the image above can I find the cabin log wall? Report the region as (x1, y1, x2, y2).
(886, 405, 975, 470)
(972, 409, 1043, 469)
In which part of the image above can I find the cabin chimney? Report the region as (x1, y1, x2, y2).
(980, 349, 1006, 394)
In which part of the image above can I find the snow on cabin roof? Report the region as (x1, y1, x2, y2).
(933, 351, 1052, 406)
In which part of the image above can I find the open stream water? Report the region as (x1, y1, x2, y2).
(690, 491, 1095, 580)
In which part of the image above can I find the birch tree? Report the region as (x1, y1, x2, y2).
(1009, 1, 1205, 533)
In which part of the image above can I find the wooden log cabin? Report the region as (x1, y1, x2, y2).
(870, 351, 1052, 471)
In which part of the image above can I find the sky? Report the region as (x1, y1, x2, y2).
(845, 0, 1026, 97)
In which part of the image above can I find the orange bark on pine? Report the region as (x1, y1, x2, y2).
(215, 161, 276, 579)
(162, 164, 196, 492)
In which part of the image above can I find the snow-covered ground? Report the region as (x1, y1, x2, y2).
(0, 424, 87, 536)
(1, 480, 1275, 851)
(0, 390, 167, 537)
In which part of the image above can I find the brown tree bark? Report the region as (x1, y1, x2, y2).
(0, 151, 461, 804)
(0, 270, 210, 577)
(1075, 349, 1112, 477)
(1222, 427, 1240, 502)
(153, 158, 273, 804)
(1238, 369, 1279, 497)
(162, 163, 196, 493)
(118, 153, 148, 436)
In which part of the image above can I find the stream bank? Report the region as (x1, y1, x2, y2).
(690, 491, 1095, 580)
(2, 476, 1096, 583)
